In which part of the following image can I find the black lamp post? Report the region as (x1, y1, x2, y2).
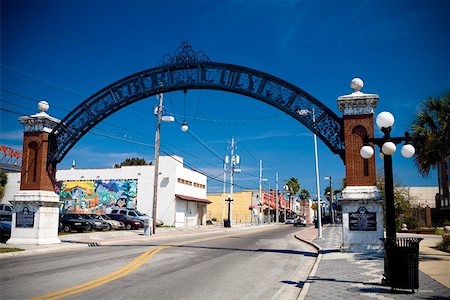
(224, 197, 233, 228)
(360, 111, 415, 241)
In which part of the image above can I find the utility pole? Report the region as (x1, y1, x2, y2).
(226, 137, 240, 227)
(230, 138, 235, 225)
(268, 185, 271, 224)
(259, 160, 262, 225)
(275, 172, 279, 223)
(151, 92, 164, 235)
(222, 155, 229, 224)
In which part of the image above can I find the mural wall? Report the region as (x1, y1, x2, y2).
(56, 179, 138, 213)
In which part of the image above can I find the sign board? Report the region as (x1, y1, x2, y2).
(349, 206, 376, 231)
(16, 207, 35, 228)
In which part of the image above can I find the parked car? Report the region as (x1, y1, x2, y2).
(64, 213, 109, 231)
(0, 219, 11, 242)
(110, 209, 149, 222)
(294, 216, 307, 226)
(59, 214, 91, 232)
(285, 216, 297, 224)
(0, 203, 13, 218)
(107, 214, 144, 230)
(86, 214, 125, 230)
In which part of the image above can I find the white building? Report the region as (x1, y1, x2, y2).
(2, 156, 209, 228)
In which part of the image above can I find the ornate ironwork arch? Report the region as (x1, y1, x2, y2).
(48, 42, 344, 169)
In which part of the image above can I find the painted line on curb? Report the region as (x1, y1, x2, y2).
(32, 226, 278, 300)
(294, 234, 321, 300)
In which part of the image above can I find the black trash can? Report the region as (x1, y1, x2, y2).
(382, 237, 423, 291)
(224, 219, 231, 228)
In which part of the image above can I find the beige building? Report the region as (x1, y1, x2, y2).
(401, 186, 439, 208)
(207, 190, 291, 224)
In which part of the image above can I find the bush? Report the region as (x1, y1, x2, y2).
(437, 235, 450, 253)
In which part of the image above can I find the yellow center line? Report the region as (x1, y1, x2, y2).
(32, 227, 272, 300)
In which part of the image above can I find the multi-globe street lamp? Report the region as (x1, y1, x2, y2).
(360, 111, 415, 241)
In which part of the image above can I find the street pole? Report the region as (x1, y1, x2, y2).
(276, 172, 279, 223)
(313, 109, 322, 239)
(230, 137, 235, 226)
(268, 185, 271, 224)
(325, 176, 334, 224)
(330, 177, 334, 224)
(222, 156, 228, 224)
(259, 160, 262, 224)
(383, 145, 396, 241)
(151, 92, 164, 235)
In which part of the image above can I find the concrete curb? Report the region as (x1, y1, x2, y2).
(0, 242, 89, 259)
(294, 234, 322, 300)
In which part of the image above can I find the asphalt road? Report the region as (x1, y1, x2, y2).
(0, 225, 316, 300)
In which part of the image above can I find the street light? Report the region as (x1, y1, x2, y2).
(360, 111, 416, 287)
(298, 108, 322, 239)
(360, 111, 415, 241)
(324, 176, 334, 224)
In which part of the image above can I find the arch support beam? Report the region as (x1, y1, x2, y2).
(49, 46, 344, 167)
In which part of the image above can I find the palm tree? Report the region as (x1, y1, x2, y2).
(286, 177, 300, 196)
(285, 178, 300, 215)
(411, 92, 450, 176)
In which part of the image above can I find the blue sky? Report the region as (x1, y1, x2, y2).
(1, 0, 449, 196)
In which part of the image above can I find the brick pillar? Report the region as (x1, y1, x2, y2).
(20, 131, 54, 191)
(7, 101, 62, 245)
(337, 78, 383, 252)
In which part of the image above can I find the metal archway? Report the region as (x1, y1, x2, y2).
(48, 42, 344, 172)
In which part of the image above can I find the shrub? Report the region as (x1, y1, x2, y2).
(437, 235, 450, 253)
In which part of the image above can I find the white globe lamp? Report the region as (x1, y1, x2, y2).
(376, 111, 395, 129)
(401, 144, 415, 158)
(38, 100, 49, 113)
(382, 141, 396, 155)
(181, 122, 189, 132)
(360, 145, 374, 159)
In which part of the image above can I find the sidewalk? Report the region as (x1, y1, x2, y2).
(296, 224, 450, 299)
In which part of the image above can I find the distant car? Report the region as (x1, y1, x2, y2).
(86, 214, 125, 230)
(107, 214, 144, 230)
(63, 213, 109, 231)
(0, 203, 13, 218)
(110, 209, 149, 222)
(294, 216, 307, 226)
(0, 220, 11, 242)
(59, 214, 91, 232)
(285, 216, 297, 224)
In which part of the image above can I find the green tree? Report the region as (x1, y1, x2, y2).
(285, 177, 300, 197)
(114, 157, 151, 168)
(411, 92, 450, 177)
(0, 172, 7, 200)
(299, 188, 310, 200)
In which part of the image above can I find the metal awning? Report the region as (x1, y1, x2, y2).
(175, 194, 211, 204)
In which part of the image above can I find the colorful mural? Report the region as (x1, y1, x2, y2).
(56, 179, 138, 213)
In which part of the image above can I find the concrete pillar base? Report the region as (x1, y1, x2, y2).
(340, 186, 384, 252)
(7, 190, 61, 245)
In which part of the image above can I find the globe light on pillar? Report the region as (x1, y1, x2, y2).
(376, 111, 395, 128)
(382, 141, 396, 155)
(360, 145, 374, 159)
(401, 144, 415, 158)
